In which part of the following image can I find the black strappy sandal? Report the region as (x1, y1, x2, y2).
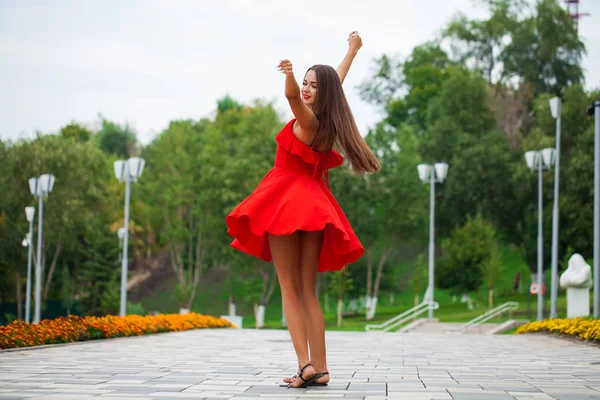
(309, 371, 329, 386)
(280, 370, 300, 386)
(280, 363, 315, 388)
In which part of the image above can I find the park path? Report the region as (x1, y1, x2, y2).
(1, 328, 600, 399)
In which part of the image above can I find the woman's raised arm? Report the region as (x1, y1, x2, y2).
(278, 59, 318, 132)
(336, 31, 362, 85)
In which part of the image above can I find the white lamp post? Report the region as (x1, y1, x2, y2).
(28, 174, 55, 324)
(588, 100, 600, 318)
(24, 207, 35, 323)
(417, 162, 449, 319)
(548, 97, 562, 319)
(114, 157, 145, 317)
(117, 227, 125, 264)
(525, 148, 555, 321)
(117, 228, 126, 246)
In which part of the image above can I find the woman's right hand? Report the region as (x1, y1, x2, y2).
(277, 59, 294, 76)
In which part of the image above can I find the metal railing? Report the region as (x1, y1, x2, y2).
(443, 301, 519, 334)
(365, 301, 439, 332)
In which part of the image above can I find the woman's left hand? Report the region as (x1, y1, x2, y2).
(348, 31, 362, 52)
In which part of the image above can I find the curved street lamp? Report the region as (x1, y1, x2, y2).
(524, 148, 555, 321)
(28, 174, 55, 324)
(114, 157, 145, 317)
(417, 162, 449, 319)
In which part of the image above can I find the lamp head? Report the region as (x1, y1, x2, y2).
(114, 158, 146, 183)
(524, 151, 539, 170)
(38, 174, 55, 195)
(549, 97, 561, 119)
(25, 207, 35, 222)
(541, 148, 556, 168)
(127, 157, 145, 182)
(28, 177, 39, 197)
(434, 163, 449, 182)
(114, 160, 127, 182)
(417, 164, 432, 183)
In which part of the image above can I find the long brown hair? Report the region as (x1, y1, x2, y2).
(307, 64, 380, 175)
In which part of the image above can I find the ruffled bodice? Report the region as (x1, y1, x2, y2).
(274, 119, 344, 186)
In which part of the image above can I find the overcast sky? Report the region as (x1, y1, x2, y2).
(1, 0, 598, 145)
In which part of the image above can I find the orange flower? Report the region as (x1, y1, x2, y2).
(0, 313, 233, 350)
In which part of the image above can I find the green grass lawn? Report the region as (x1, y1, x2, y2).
(137, 244, 575, 333)
(139, 281, 570, 332)
(225, 290, 569, 332)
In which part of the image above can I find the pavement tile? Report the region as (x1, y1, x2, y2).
(1, 328, 599, 399)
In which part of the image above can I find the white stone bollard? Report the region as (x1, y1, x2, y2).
(566, 288, 590, 318)
(220, 315, 243, 328)
(255, 305, 266, 329)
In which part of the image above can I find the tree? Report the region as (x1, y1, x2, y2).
(422, 67, 495, 162)
(358, 55, 404, 108)
(60, 122, 92, 143)
(94, 118, 137, 158)
(334, 123, 426, 320)
(488, 82, 534, 149)
(443, 0, 523, 82)
(517, 85, 598, 273)
(359, 44, 451, 130)
(501, 0, 585, 96)
(1, 134, 111, 307)
(141, 99, 281, 311)
(439, 131, 522, 242)
(77, 218, 121, 315)
(437, 213, 497, 302)
(217, 95, 243, 114)
(417, 67, 527, 243)
(217, 101, 281, 313)
(400, 42, 452, 130)
(410, 255, 428, 306)
(141, 119, 211, 310)
(239, 260, 278, 329)
(328, 270, 354, 328)
(443, 0, 585, 95)
(60, 264, 75, 315)
(485, 244, 503, 309)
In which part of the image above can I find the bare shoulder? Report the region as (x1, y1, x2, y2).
(292, 119, 319, 146)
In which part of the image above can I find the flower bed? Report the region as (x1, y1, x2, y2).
(0, 313, 234, 350)
(516, 317, 600, 343)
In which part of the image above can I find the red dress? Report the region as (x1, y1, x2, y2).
(225, 119, 364, 272)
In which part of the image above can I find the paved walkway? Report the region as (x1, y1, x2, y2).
(1, 329, 600, 400)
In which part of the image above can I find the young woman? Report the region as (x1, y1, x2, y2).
(226, 31, 380, 388)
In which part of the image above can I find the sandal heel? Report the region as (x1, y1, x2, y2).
(309, 371, 329, 386)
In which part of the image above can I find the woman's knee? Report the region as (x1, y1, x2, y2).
(300, 286, 318, 304)
(280, 281, 302, 300)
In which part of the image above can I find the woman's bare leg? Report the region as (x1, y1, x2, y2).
(298, 230, 330, 384)
(269, 232, 315, 387)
